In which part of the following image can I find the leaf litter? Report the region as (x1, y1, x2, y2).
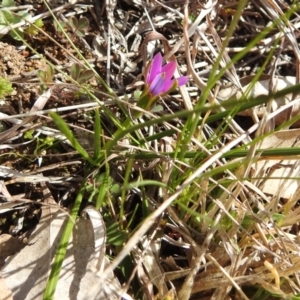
(1, 0, 300, 299)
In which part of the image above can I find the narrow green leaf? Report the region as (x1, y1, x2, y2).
(93, 108, 101, 160)
(50, 112, 97, 166)
(107, 221, 127, 246)
(43, 185, 85, 299)
(95, 167, 110, 209)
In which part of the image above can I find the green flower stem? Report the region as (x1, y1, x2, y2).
(102, 116, 132, 156)
(137, 92, 158, 114)
(102, 93, 154, 155)
(124, 147, 300, 160)
(43, 184, 85, 299)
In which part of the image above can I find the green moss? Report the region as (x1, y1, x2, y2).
(0, 76, 12, 98)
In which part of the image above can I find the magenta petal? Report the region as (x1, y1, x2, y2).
(147, 53, 163, 84)
(149, 73, 166, 95)
(161, 76, 188, 93)
(161, 61, 176, 81)
(161, 79, 174, 93)
(177, 76, 188, 86)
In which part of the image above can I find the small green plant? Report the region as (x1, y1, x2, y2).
(38, 64, 54, 90)
(24, 131, 55, 154)
(34, 136, 55, 156)
(69, 63, 94, 84)
(53, 19, 66, 34)
(54, 16, 89, 38)
(24, 18, 44, 36)
(68, 16, 89, 37)
(0, 76, 12, 98)
(0, 0, 34, 40)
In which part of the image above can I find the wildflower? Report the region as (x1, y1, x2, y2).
(145, 52, 188, 96)
(134, 52, 188, 118)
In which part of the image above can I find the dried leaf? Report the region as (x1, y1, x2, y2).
(0, 275, 13, 300)
(1, 200, 127, 299)
(218, 76, 300, 126)
(0, 181, 11, 200)
(1, 199, 67, 300)
(0, 88, 52, 142)
(253, 128, 300, 198)
(0, 234, 26, 267)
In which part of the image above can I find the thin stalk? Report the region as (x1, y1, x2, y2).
(43, 184, 85, 299)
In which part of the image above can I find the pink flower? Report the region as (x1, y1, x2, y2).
(145, 53, 188, 96)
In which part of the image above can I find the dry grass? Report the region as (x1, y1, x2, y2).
(1, 0, 300, 299)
